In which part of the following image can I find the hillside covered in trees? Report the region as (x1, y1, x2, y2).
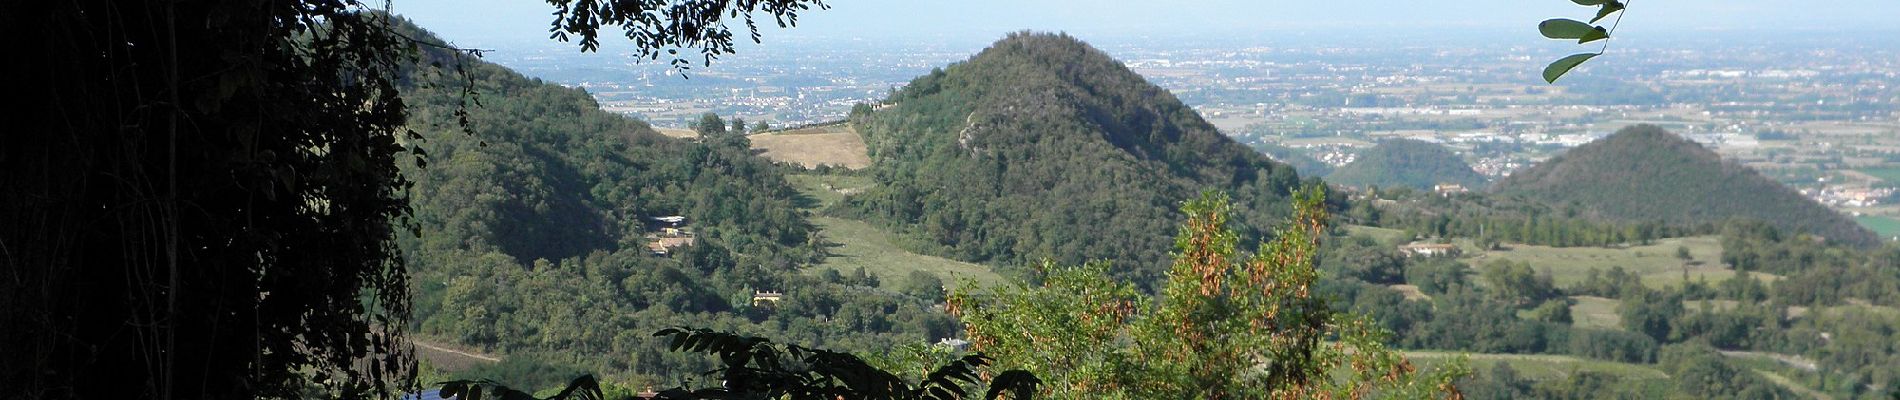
(841, 33, 1312, 286)
(393, 23, 955, 387)
(1493, 125, 1879, 246)
(1326, 139, 1488, 190)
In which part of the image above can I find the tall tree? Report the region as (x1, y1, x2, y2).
(2, 1, 823, 398)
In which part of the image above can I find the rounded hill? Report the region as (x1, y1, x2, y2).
(1492, 125, 1876, 247)
(841, 32, 1308, 286)
(1326, 139, 1487, 191)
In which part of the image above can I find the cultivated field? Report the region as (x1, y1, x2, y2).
(1342, 224, 1409, 244)
(1458, 236, 1775, 289)
(1857, 167, 1900, 182)
(1855, 215, 1900, 241)
(748, 124, 873, 169)
(1568, 296, 1622, 330)
(1403, 351, 1671, 396)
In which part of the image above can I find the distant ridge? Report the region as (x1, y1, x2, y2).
(842, 32, 1304, 286)
(1492, 125, 1877, 246)
(1326, 139, 1487, 191)
(1252, 142, 1333, 177)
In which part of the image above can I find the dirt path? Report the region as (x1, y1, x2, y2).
(1719, 350, 1818, 372)
(413, 340, 500, 362)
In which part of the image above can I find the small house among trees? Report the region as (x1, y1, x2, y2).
(751, 291, 784, 306)
(645, 215, 696, 256)
(646, 236, 697, 256)
(1399, 242, 1461, 257)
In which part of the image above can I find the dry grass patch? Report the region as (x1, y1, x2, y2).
(749, 124, 872, 169)
(1389, 284, 1431, 301)
(655, 127, 699, 139)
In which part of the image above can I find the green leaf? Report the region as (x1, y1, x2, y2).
(1578, 27, 1610, 44)
(1543, 53, 1599, 83)
(1571, 0, 1608, 5)
(1592, 1, 1626, 23)
(1539, 19, 1598, 39)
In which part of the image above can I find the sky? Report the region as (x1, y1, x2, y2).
(393, 0, 1900, 50)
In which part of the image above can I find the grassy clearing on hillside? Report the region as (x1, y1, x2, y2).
(786, 174, 876, 210)
(654, 127, 698, 139)
(1813, 301, 1900, 319)
(1460, 236, 1770, 289)
(806, 216, 1005, 288)
(1752, 370, 1833, 400)
(1388, 284, 1430, 301)
(1405, 351, 1674, 398)
(1342, 224, 1409, 244)
(785, 173, 1004, 288)
(749, 124, 872, 169)
(1569, 296, 1621, 330)
(1404, 351, 1669, 385)
(1855, 215, 1900, 241)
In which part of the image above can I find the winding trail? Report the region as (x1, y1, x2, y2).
(413, 340, 500, 362)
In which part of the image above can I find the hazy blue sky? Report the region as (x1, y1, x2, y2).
(394, 0, 1899, 49)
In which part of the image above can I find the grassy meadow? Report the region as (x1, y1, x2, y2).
(1456, 236, 1781, 289)
(749, 124, 872, 169)
(787, 173, 1005, 288)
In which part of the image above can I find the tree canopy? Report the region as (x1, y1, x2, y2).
(842, 32, 1313, 289)
(949, 188, 1466, 399)
(3, 1, 823, 398)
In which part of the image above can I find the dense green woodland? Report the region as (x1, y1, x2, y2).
(394, 27, 957, 389)
(1493, 125, 1880, 247)
(841, 33, 1316, 288)
(1325, 139, 1489, 191)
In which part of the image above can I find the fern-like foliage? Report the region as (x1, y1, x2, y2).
(432, 328, 1040, 399)
(650, 327, 1041, 399)
(437, 375, 605, 400)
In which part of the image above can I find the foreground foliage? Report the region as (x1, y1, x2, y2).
(950, 188, 1465, 399)
(440, 328, 1039, 400)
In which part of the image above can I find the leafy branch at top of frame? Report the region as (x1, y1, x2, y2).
(1538, 0, 1631, 83)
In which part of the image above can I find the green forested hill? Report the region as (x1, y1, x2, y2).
(842, 32, 1308, 286)
(1326, 139, 1487, 190)
(1492, 125, 1878, 247)
(392, 22, 953, 387)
